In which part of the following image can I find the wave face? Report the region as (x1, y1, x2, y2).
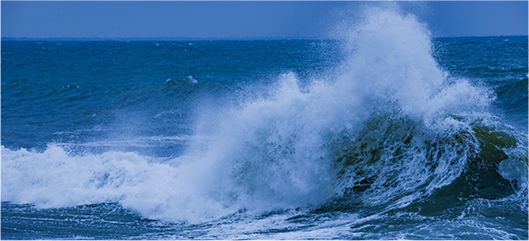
(2, 6, 528, 240)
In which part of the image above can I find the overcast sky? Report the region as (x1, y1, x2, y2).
(2, 1, 527, 39)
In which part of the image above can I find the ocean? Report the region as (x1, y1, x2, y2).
(2, 10, 528, 239)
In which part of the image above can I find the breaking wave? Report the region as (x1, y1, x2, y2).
(2, 7, 527, 226)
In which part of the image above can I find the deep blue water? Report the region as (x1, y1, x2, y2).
(1, 39, 341, 158)
(2, 11, 528, 240)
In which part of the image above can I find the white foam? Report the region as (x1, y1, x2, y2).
(1, 145, 237, 223)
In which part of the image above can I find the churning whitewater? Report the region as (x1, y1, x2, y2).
(2, 6, 527, 240)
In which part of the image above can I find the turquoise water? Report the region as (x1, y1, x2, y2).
(2, 9, 527, 239)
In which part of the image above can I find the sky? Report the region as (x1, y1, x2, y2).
(1, 1, 528, 39)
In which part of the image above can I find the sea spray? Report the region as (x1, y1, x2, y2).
(177, 7, 516, 217)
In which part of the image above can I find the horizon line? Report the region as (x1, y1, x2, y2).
(2, 35, 528, 41)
